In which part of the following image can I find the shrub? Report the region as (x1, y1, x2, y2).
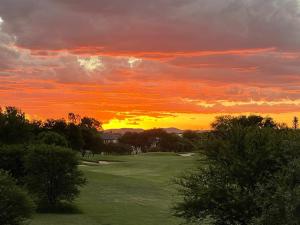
(25, 144, 86, 209)
(0, 170, 34, 225)
(36, 131, 68, 147)
(250, 158, 300, 225)
(0, 145, 27, 183)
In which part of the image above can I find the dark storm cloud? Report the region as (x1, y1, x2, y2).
(0, 0, 299, 52)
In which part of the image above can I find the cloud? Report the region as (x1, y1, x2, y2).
(1, 0, 300, 52)
(77, 56, 104, 72)
(0, 0, 300, 128)
(128, 57, 142, 68)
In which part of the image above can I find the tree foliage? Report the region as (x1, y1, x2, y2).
(42, 116, 104, 154)
(80, 117, 102, 130)
(119, 129, 196, 153)
(175, 115, 300, 225)
(293, 116, 299, 130)
(36, 131, 68, 147)
(0, 145, 27, 183)
(25, 145, 86, 209)
(81, 127, 104, 156)
(0, 106, 94, 218)
(43, 119, 67, 135)
(0, 170, 34, 225)
(104, 143, 133, 155)
(0, 107, 32, 144)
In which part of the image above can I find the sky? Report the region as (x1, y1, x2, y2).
(0, 0, 300, 130)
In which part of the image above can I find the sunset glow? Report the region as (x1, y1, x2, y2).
(1, 0, 300, 129)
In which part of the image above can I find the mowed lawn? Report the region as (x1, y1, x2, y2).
(30, 152, 197, 225)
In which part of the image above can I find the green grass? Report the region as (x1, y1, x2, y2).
(30, 152, 197, 225)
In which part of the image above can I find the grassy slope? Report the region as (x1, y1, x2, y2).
(30, 153, 197, 225)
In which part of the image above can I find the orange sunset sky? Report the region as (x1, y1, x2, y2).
(1, 0, 300, 130)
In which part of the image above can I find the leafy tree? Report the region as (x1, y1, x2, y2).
(25, 145, 86, 209)
(68, 113, 81, 125)
(182, 131, 209, 152)
(211, 115, 278, 131)
(36, 131, 68, 147)
(182, 130, 200, 141)
(80, 117, 102, 130)
(29, 120, 43, 136)
(0, 107, 32, 144)
(81, 127, 104, 156)
(67, 123, 84, 151)
(0, 145, 27, 183)
(159, 133, 184, 152)
(43, 119, 67, 135)
(120, 129, 196, 153)
(119, 132, 144, 149)
(0, 170, 34, 225)
(175, 115, 300, 225)
(293, 116, 299, 130)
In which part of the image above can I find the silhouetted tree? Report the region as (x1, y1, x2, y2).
(293, 116, 299, 130)
(81, 127, 104, 156)
(119, 132, 143, 149)
(43, 119, 67, 135)
(0, 107, 32, 144)
(80, 117, 102, 130)
(68, 113, 81, 125)
(211, 115, 278, 131)
(67, 123, 84, 151)
(120, 129, 194, 152)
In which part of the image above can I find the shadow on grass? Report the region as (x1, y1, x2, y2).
(37, 202, 83, 214)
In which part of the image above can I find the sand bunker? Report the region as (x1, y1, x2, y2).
(98, 161, 113, 165)
(81, 160, 115, 166)
(178, 153, 195, 157)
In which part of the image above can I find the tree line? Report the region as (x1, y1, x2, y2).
(118, 128, 207, 153)
(0, 106, 205, 225)
(0, 107, 104, 154)
(0, 106, 206, 156)
(2, 106, 299, 225)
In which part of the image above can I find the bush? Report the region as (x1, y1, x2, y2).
(0, 170, 34, 225)
(0, 145, 27, 183)
(174, 115, 300, 225)
(25, 144, 86, 209)
(36, 131, 68, 147)
(251, 158, 300, 225)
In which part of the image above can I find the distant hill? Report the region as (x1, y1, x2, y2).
(162, 127, 183, 134)
(104, 127, 184, 134)
(103, 128, 144, 134)
(103, 127, 209, 134)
